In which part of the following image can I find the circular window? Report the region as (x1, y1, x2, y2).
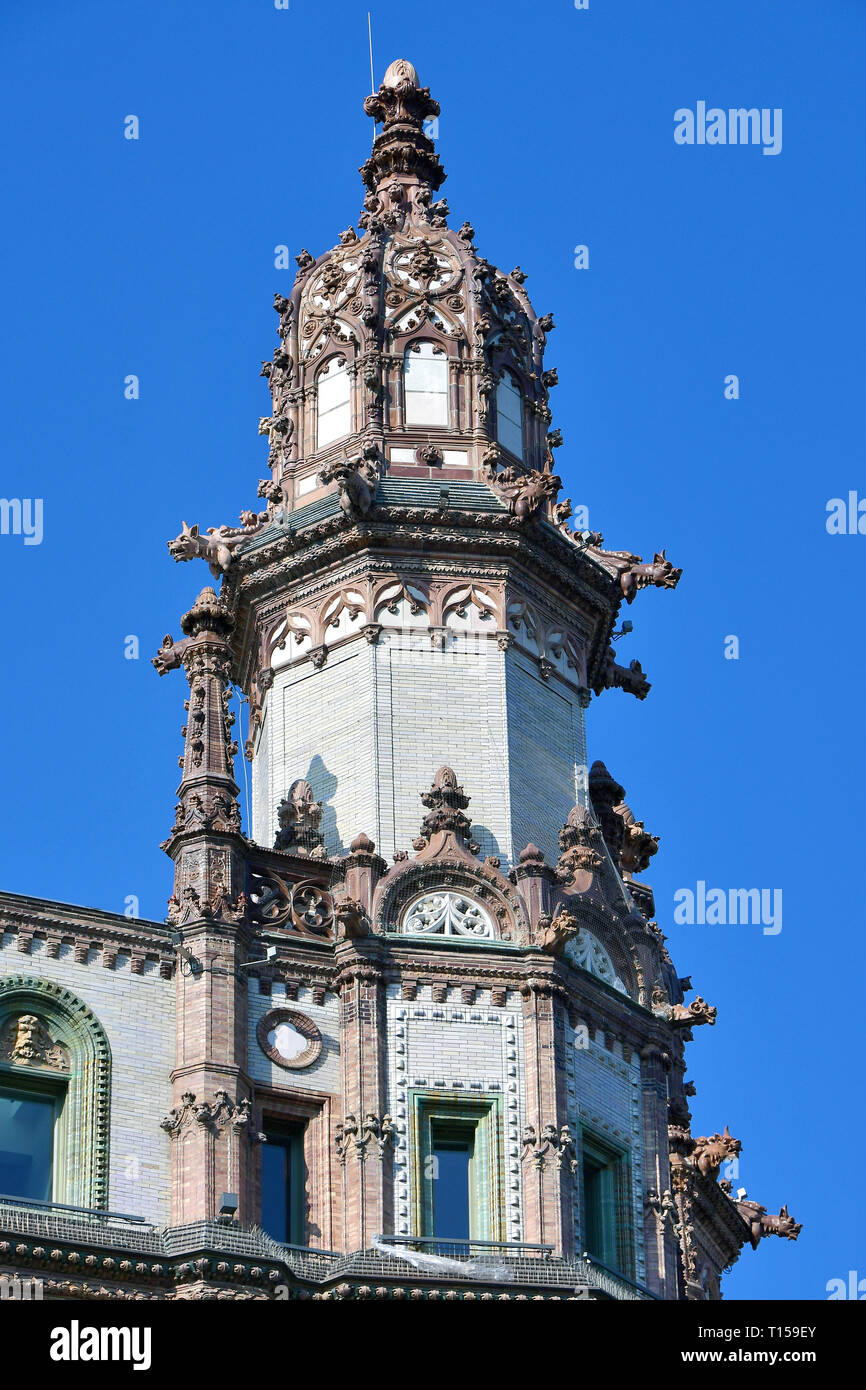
(256, 1008, 323, 1070)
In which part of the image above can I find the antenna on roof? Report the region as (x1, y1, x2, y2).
(367, 13, 377, 141)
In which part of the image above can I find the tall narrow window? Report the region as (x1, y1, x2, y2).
(496, 371, 524, 459)
(261, 1123, 306, 1245)
(316, 356, 351, 447)
(432, 1125, 474, 1239)
(413, 1096, 503, 1243)
(0, 1085, 57, 1201)
(581, 1135, 632, 1275)
(404, 342, 449, 425)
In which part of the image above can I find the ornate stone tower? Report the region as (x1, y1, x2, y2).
(150, 57, 799, 1300)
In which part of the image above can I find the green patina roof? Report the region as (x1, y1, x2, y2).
(241, 478, 509, 553)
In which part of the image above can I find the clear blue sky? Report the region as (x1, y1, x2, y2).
(1, 0, 863, 1299)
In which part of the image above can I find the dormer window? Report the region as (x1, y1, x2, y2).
(496, 371, 524, 459)
(317, 356, 351, 447)
(404, 342, 449, 426)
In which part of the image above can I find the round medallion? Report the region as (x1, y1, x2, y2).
(256, 1008, 323, 1070)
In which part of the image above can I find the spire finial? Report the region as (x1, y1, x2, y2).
(360, 58, 445, 196)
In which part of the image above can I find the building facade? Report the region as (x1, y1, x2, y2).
(0, 60, 799, 1302)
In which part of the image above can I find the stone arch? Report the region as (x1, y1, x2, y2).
(375, 859, 526, 945)
(0, 975, 112, 1209)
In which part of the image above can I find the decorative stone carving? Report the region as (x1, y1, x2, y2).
(490, 466, 562, 520)
(401, 890, 494, 939)
(274, 779, 324, 854)
(536, 905, 580, 955)
(256, 1008, 323, 1070)
(600, 648, 651, 701)
(318, 446, 380, 519)
(692, 1127, 742, 1180)
(734, 1199, 801, 1249)
(0, 1014, 69, 1071)
(334, 897, 370, 940)
(167, 515, 267, 578)
(665, 997, 718, 1029)
(556, 804, 605, 881)
(160, 1089, 261, 1140)
(615, 801, 659, 874)
(335, 1112, 395, 1163)
(247, 869, 334, 938)
(645, 1187, 677, 1235)
(415, 766, 478, 854)
(564, 928, 630, 996)
(583, 542, 683, 605)
(521, 1123, 577, 1175)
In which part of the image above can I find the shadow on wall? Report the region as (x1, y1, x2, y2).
(472, 823, 503, 863)
(304, 754, 342, 855)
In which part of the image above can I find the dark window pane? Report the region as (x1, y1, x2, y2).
(432, 1140, 471, 1239)
(261, 1138, 290, 1243)
(583, 1156, 605, 1260)
(261, 1126, 305, 1245)
(0, 1091, 55, 1201)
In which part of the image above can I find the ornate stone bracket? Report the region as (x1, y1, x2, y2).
(335, 1113, 395, 1164)
(521, 1123, 577, 1175)
(160, 1090, 264, 1142)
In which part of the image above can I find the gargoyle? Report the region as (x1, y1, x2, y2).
(493, 466, 562, 521)
(666, 996, 717, 1029)
(152, 633, 190, 676)
(735, 1199, 802, 1250)
(537, 905, 580, 955)
(167, 516, 267, 578)
(600, 647, 651, 700)
(319, 446, 380, 519)
(584, 543, 682, 604)
(334, 897, 370, 940)
(616, 802, 659, 874)
(692, 1126, 742, 1180)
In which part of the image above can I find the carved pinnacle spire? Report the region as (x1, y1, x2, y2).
(415, 766, 478, 854)
(361, 58, 445, 197)
(155, 587, 242, 859)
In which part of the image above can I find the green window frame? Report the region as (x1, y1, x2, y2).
(580, 1129, 634, 1277)
(0, 1068, 68, 1203)
(410, 1091, 504, 1242)
(0, 977, 112, 1210)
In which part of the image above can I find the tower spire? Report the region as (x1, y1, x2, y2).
(360, 58, 444, 198)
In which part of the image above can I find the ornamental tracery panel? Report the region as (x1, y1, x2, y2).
(400, 890, 495, 939)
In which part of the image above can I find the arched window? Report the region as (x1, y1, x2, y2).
(496, 371, 524, 459)
(0, 977, 111, 1209)
(400, 891, 494, 939)
(564, 929, 630, 997)
(404, 342, 449, 426)
(316, 356, 351, 447)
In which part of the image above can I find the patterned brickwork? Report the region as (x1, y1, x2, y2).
(566, 1019, 646, 1285)
(0, 933, 174, 1224)
(385, 984, 526, 1243)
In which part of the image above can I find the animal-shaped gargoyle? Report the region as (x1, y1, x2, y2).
(734, 1198, 802, 1250)
(692, 1126, 743, 1180)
